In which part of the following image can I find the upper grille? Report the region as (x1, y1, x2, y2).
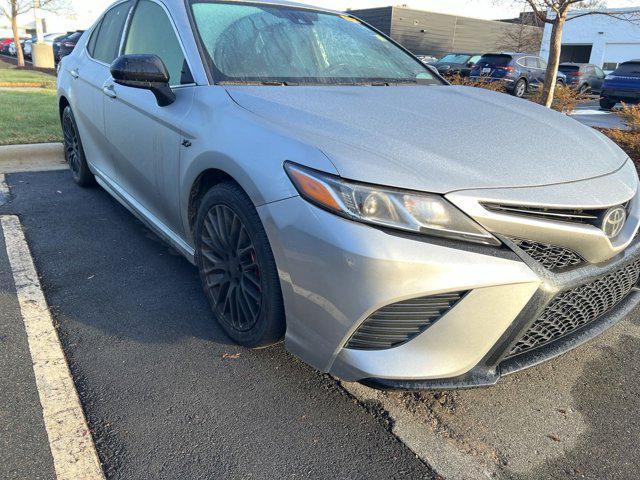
(510, 238, 585, 271)
(508, 257, 640, 357)
(346, 292, 466, 351)
(483, 203, 601, 224)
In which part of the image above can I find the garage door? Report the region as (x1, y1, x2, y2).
(603, 43, 640, 71)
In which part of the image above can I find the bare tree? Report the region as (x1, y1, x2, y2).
(0, 0, 69, 67)
(496, 15, 543, 53)
(500, 1, 640, 107)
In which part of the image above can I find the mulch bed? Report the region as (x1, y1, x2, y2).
(597, 128, 640, 170)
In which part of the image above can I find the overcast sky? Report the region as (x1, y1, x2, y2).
(71, 0, 640, 26)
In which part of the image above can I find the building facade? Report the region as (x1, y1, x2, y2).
(540, 7, 640, 72)
(349, 6, 543, 57)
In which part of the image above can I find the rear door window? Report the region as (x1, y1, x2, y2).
(613, 62, 640, 77)
(559, 65, 579, 73)
(525, 57, 539, 68)
(90, 1, 131, 64)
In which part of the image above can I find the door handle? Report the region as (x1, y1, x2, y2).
(102, 84, 117, 99)
(70, 69, 79, 79)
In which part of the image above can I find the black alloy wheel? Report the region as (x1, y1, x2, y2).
(195, 182, 285, 347)
(200, 204, 262, 332)
(62, 106, 95, 186)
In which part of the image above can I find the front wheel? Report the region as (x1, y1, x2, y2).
(195, 182, 285, 348)
(599, 98, 616, 110)
(512, 79, 527, 98)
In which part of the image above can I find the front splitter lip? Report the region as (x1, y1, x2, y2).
(361, 288, 640, 391)
(359, 238, 640, 391)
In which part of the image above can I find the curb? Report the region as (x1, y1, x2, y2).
(0, 143, 66, 174)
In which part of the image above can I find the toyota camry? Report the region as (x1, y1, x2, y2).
(57, 0, 640, 389)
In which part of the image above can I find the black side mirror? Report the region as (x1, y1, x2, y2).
(110, 54, 176, 107)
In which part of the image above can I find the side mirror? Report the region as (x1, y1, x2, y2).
(110, 54, 175, 107)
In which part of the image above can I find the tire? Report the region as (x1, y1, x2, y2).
(599, 98, 616, 110)
(512, 79, 527, 98)
(62, 106, 95, 187)
(195, 182, 285, 348)
(579, 83, 591, 94)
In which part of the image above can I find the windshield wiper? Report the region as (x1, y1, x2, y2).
(218, 80, 294, 86)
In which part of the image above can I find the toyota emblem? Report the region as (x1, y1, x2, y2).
(602, 206, 627, 239)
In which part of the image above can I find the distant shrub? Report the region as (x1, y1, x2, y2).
(616, 103, 640, 133)
(446, 73, 507, 93)
(599, 128, 640, 174)
(531, 83, 590, 115)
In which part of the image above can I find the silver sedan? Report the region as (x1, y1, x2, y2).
(57, 0, 640, 389)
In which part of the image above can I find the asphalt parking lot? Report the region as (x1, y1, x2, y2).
(2, 169, 640, 480)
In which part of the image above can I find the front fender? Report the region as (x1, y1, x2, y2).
(179, 87, 338, 246)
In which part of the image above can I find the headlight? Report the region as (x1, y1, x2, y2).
(285, 162, 500, 246)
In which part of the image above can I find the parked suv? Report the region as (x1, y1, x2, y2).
(471, 53, 566, 97)
(433, 53, 482, 77)
(559, 63, 606, 94)
(58, 0, 639, 389)
(600, 60, 640, 110)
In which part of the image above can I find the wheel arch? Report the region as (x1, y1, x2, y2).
(187, 168, 241, 236)
(59, 96, 70, 123)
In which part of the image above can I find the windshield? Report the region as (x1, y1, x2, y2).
(189, 1, 442, 86)
(438, 54, 471, 64)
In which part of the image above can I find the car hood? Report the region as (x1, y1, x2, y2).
(225, 85, 628, 193)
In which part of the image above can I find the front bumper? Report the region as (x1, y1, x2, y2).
(258, 174, 640, 388)
(602, 88, 640, 102)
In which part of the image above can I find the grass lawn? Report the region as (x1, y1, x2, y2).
(0, 59, 57, 88)
(0, 89, 62, 145)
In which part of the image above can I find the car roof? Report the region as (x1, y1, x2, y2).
(481, 52, 526, 57)
(560, 62, 596, 66)
(161, 0, 341, 14)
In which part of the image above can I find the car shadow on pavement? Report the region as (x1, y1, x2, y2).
(0, 171, 432, 480)
(0, 171, 238, 348)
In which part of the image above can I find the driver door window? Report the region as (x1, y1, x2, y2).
(123, 0, 192, 86)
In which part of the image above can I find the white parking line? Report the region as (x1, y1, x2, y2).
(1, 215, 105, 480)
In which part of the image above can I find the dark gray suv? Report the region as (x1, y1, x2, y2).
(559, 63, 606, 94)
(471, 53, 567, 98)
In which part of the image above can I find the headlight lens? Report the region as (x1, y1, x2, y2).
(285, 162, 500, 246)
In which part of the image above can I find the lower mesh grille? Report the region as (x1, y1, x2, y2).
(509, 258, 640, 357)
(346, 292, 466, 351)
(510, 238, 585, 271)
